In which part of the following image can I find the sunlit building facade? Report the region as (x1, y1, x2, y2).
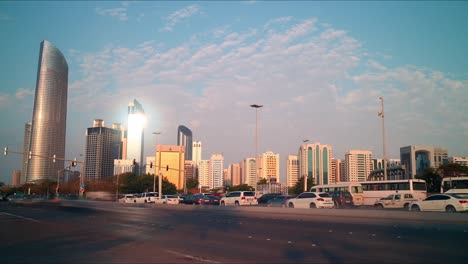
(156, 145, 185, 190)
(198, 160, 210, 189)
(242, 158, 257, 187)
(127, 99, 145, 166)
(259, 151, 280, 183)
(286, 155, 299, 187)
(26, 40, 68, 183)
(331, 158, 342, 183)
(210, 154, 224, 189)
(192, 141, 202, 178)
(21, 122, 32, 185)
(400, 145, 448, 178)
(298, 142, 333, 185)
(177, 125, 193, 161)
(344, 150, 373, 182)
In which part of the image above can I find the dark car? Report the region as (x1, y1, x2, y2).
(188, 194, 211, 205)
(257, 193, 282, 205)
(206, 195, 220, 205)
(266, 195, 296, 208)
(330, 191, 354, 208)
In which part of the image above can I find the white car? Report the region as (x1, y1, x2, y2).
(287, 192, 334, 209)
(137, 192, 158, 203)
(409, 193, 468, 213)
(155, 195, 179, 205)
(220, 191, 258, 206)
(119, 194, 138, 203)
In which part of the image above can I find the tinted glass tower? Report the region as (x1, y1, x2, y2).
(177, 125, 192, 160)
(127, 99, 145, 166)
(26, 40, 68, 183)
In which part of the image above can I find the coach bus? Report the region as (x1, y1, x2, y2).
(360, 179, 427, 205)
(441, 177, 468, 194)
(310, 182, 364, 206)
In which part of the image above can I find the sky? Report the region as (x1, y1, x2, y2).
(0, 1, 467, 185)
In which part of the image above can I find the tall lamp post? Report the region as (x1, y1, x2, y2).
(302, 139, 309, 192)
(152, 132, 162, 193)
(250, 104, 263, 194)
(378, 97, 387, 181)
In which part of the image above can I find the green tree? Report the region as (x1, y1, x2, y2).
(118, 173, 177, 194)
(257, 178, 268, 185)
(289, 176, 314, 195)
(416, 168, 442, 193)
(186, 178, 199, 190)
(437, 163, 468, 178)
(228, 184, 253, 192)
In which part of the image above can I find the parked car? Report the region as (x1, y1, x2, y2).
(206, 195, 221, 205)
(287, 192, 334, 209)
(119, 194, 137, 203)
(189, 194, 212, 205)
(374, 193, 417, 210)
(257, 193, 282, 205)
(181, 194, 194, 204)
(220, 191, 257, 206)
(330, 191, 354, 208)
(409, 193, 468, 213)
(266, 195, 295, 208)
(155, 195, 179, 205)
(136, 192, 158, 203)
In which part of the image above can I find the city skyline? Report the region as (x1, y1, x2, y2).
(1, 2, 467, 184)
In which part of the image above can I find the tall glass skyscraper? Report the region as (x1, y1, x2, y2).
(177, 125, 192, 160)
(26, 40, 68, 183)
(127, 99, 145, 166)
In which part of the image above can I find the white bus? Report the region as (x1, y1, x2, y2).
(310, 182, 364, 206)
(360, 179, 427, 206)
(441, 177, 468, 194)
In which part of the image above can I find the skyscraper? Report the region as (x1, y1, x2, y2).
(259, 151, 280, 183)
(26, 40, 68, 183)
(344, 150, 373, 182)
(192, 141, 202, 178)
(156, 145, 185, 190)
(84, 120, 122, 181)
(286, 155, 299, 187)
(177, 125, 193, 160)
(298, 142, 333, 185)
(127, 99, 145, 166)
(21, 122, 32, 184)
(210, 154, 224, 189)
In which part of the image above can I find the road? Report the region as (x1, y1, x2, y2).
(1, 201, 467, 263)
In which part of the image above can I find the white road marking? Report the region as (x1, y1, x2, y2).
(248, 236, 252, 239)
(348, 232, 353, 235)
(328, 230, 333, 232)
(165, 250, 220, 264)
(0, 212, 40, 222)
(372, 234, 376, 237)
(397, 236, 401, 239)
(287, 241, 292, 244)
(266, 238, 271, 241)
(312, 244, 317, 247)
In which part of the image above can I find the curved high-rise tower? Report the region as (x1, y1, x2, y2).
(177, 125, 192, 160)
(26, 40, 68, 183)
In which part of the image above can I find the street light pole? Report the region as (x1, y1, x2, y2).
(302, 139, 309, 192)
(378, 97, 387, 181)
(250, 104, 263, 194)
(153, 132, 161, 193)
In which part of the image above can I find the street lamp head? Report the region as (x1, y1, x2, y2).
(250, 104, 263, 108)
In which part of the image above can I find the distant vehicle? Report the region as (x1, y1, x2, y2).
(86, 191, 114, 201)
(206, 195, 220, 205)
(330, 191, 354, 208)
(181, 194, 194, 204)
(257, 193, 282, 205)
(155, 195, 179, 205)
(361, 179, 427, 205)
(311, 182, 364, 206)
(119, 194, 137, 203)
(441, 177, 468, 194)
(266, 195, 295, 208)
(409, 193, 468, 213)
(220, 191, 257, 206)
(287, 192, 334, 209)
(186, 194, 212, 205)
(136, 192, 158, 203)
(374, 193, 417, 210)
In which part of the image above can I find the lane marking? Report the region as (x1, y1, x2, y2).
(0, 212, 40, 222)
(165, 250, 220, 263)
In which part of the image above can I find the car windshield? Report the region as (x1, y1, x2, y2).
(243, 192, 255, 196)
(449, 194, 468, 199)
(166, 195, 177, 198)
(318, 193, 330, 198)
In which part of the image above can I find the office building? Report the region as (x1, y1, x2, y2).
(242, 158, 257, 187)
(259, 151, 280, 183)
(114, 159, 136, 175)
(198, 160, 210, 190)
(372, 158, 401, 170)
(228, 163, 242, 186)
(26, 40, 68, 183)
(127, 99, 145, 166)
(210, 154, 224, 189)
(223, 168, 230, 186)
(12, 170, 21, 187)
(344, 150, 373, 182)
(156, 145, 185, 190)
(286, 155, 299, 187)
(192, 141, 202, 178)
(185, 160, 195, 179)
(298, 142, 333, 185)
(177, 125, 193, 160)
(400, 145, 448, 178)
(84, 119, 122, 181)
(331, 158, 342, 183)
(448, 157, 468, 166)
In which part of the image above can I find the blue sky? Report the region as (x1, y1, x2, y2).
(0, 1, 467, 184)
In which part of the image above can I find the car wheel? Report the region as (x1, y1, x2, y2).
(375, 204, 384, 210)
(411, 205, 420, 212)
(221, 201, 225, 206)
(403, 203, 409, 210)
(134, 200, 136, 203)
(310, 203, 317, 209)
(446, 205, 457, 213)
(144, 200, 147, 203)
(288, 202, 294, 208)
(235, 201, 240, 206)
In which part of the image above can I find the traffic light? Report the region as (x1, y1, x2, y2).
(3, 147, 7, 156)
(150, 162, 153, 168)
(53, 154, 56, 163)
(166, 165, 169, 171)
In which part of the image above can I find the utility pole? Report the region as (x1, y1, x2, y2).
(379, 97, 387, 181)
(250, 104, 263, 194)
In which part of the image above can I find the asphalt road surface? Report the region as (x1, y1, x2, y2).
(1, 201, 467, 263)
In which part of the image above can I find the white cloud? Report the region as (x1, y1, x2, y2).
(15, 88, 34, 100)
(95, 7, 128, 21)
(0, 93, 9, 107)
(161, 5, 201, 32)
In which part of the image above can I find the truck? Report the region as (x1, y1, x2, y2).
(374, 193, 417, 210)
